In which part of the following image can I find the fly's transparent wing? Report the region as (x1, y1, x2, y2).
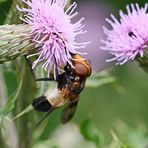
(32, 105, 55, 129)
(60, 98, 79, 124)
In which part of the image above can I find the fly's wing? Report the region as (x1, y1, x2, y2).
(32, 95, 56, 129)
(33, 105, 55, 129)
(60, 98, 79, 124)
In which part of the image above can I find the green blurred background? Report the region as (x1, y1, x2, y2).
(0, 0, 148, 148)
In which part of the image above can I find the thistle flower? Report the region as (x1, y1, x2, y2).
(18, 0, 88, 78)
(102, 3, 148, 65)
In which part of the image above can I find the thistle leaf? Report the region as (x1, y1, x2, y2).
(13, 105, 33, 120)
(0, 79, 22, 118)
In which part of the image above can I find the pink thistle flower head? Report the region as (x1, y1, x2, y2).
(101, 3, 148, 65)
(18, 0, 88, 78)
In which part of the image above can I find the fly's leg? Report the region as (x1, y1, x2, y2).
(53, 54, 59, 80)
(24, 55, 55, 82)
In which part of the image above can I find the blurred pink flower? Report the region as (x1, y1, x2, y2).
(75, 2, 111, 71)
(18, 0, 88, 78)
(102, 3, 148, 65)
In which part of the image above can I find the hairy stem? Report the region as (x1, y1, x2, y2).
(0, 0, 36, 63)
(0, 24, 36, 63)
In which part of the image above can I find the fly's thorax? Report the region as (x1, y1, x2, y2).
(57, 72, 76, 89)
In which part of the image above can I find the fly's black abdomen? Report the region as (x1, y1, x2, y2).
(32, 96, 52, 112)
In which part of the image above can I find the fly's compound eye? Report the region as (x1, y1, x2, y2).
(64, 65, 72, 73)
(74, 63, 91, 77)
(72, 54, 92, 77)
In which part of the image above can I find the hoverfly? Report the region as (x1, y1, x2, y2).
(31, 54, 91, 124)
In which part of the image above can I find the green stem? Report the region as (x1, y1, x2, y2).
(0, 122, 6, 148)
(17, 61, 36, 148)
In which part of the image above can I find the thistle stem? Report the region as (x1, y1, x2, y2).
(17, 61, 36, 148)
(0, 128, 5, 148)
